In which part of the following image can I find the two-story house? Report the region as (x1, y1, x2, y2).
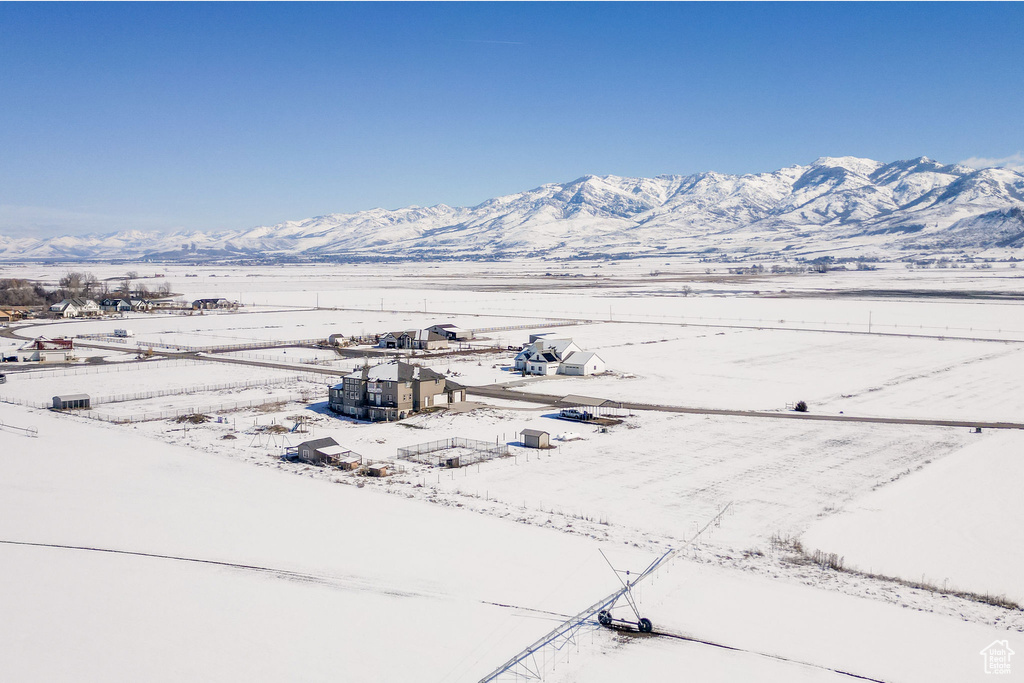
(514, 338, 582, 372)
(329, 361, 465, 421)
(377, 329, 449, 351)
(48, 298, 100, 318)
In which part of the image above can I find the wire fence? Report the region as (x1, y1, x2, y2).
(135, 337, 328, 353)
(396, 436, 509, 467)
(0, 358, 201, 380)
(0, 370, 333, 411)
(469, 320, 589, 334)
(89, 392, 311, 423)
(0, 420, 38, 438)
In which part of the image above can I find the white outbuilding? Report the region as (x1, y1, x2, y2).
(559, 351, 606, 376)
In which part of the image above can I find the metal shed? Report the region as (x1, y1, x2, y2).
(52, 394, 90, 410)
(521, 429, 550, 449)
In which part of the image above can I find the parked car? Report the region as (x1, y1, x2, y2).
(559, 408, 594, 421)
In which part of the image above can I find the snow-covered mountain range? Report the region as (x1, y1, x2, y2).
(3, 156, 1024, 262)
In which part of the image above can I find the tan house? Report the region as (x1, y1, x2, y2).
(329, 360, 465, 421)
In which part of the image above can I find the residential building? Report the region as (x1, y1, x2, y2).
(514, 338, 582, 372)
(427, 323, 474, 341)
(377, 329, 449, 351)
(20, 337, 75, 362)
(48, 298, 100, 318)
(329, 361, 465, 421)
(559, 351, 606, 376)
(191, 298, 234, 310)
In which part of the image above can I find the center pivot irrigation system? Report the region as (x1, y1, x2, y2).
(478, 502, 733, 682)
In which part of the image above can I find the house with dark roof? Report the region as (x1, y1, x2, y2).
(427, 323, 474, 341)
(48, 298, 100, 318)
(377, 329, 449, 351)
(514, 338, 582, 372)
(329, 361, 465, 421)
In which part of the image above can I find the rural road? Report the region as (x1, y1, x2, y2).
(466, 385, 1024, 431)
(5, 318, 1022, 431)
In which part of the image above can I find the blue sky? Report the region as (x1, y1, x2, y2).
(2, 2, 1023, 236)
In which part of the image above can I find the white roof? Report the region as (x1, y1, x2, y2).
(561, 351, 601, 366)
(316, 445, 347, 457)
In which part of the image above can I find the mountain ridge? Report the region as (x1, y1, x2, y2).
(2, 156, 1023, 261)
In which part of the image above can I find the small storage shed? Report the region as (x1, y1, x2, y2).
(53, 394, 90, 410)
(337, 455, 362, 471)
(296, 437, 341, 464)
(367, 462, 391, 477)
(521, 429, 550, 449)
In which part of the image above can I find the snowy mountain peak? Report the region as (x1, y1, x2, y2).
(3, 156, 1023, 262)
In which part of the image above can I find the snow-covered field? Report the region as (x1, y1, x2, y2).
(1, 260, 1021, 682)
(506, 322, 1024, 421)
(803, 429, 1024, 605)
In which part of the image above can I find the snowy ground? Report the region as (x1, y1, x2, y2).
(802, 429, 1024, 605)
(1, 260, 1021, 682)
(0, 403, 624, 683)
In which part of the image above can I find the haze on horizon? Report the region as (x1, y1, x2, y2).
(1, 2, 1023, 238)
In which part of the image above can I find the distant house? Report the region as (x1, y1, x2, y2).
(48, 298, 100, 318)
(377, 329, 449, 351)
(559, 351, 606, 376)
(20, 337, 75, 362)
(514, 338, 582, 373)
(427, 323, 474, 341)
(0, 306, 31, 322)
(329, 360, 465, 422)
(191, 298, 234, 310)
(100, 298, 133, 312)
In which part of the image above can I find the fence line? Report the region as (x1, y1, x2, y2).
(469, 320, 590, 334)
(397, 436, 509, 467)
(1, 358, 201, 381)
(0, 421, 38, 438)
(85, 375, 313, 406)
(88, 392, 311, 424)
(0, 372, 334, 411)
(133, 337, 328, 354)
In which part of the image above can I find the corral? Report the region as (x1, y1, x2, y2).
(396, 436, 510, 468)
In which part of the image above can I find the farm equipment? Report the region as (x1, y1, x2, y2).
(595, 549, 655, 633)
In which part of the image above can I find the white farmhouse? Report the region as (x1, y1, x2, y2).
(525, 350, 560, 375)
(514, 338, 581, 372)
(49, 298, 100, 318)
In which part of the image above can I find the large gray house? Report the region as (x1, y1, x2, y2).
(329, 361, 465, 422)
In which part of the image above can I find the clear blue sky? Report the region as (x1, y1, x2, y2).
(2, 2, 1023, 236)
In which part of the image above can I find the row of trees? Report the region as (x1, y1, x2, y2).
(0, 271, 172, 307)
